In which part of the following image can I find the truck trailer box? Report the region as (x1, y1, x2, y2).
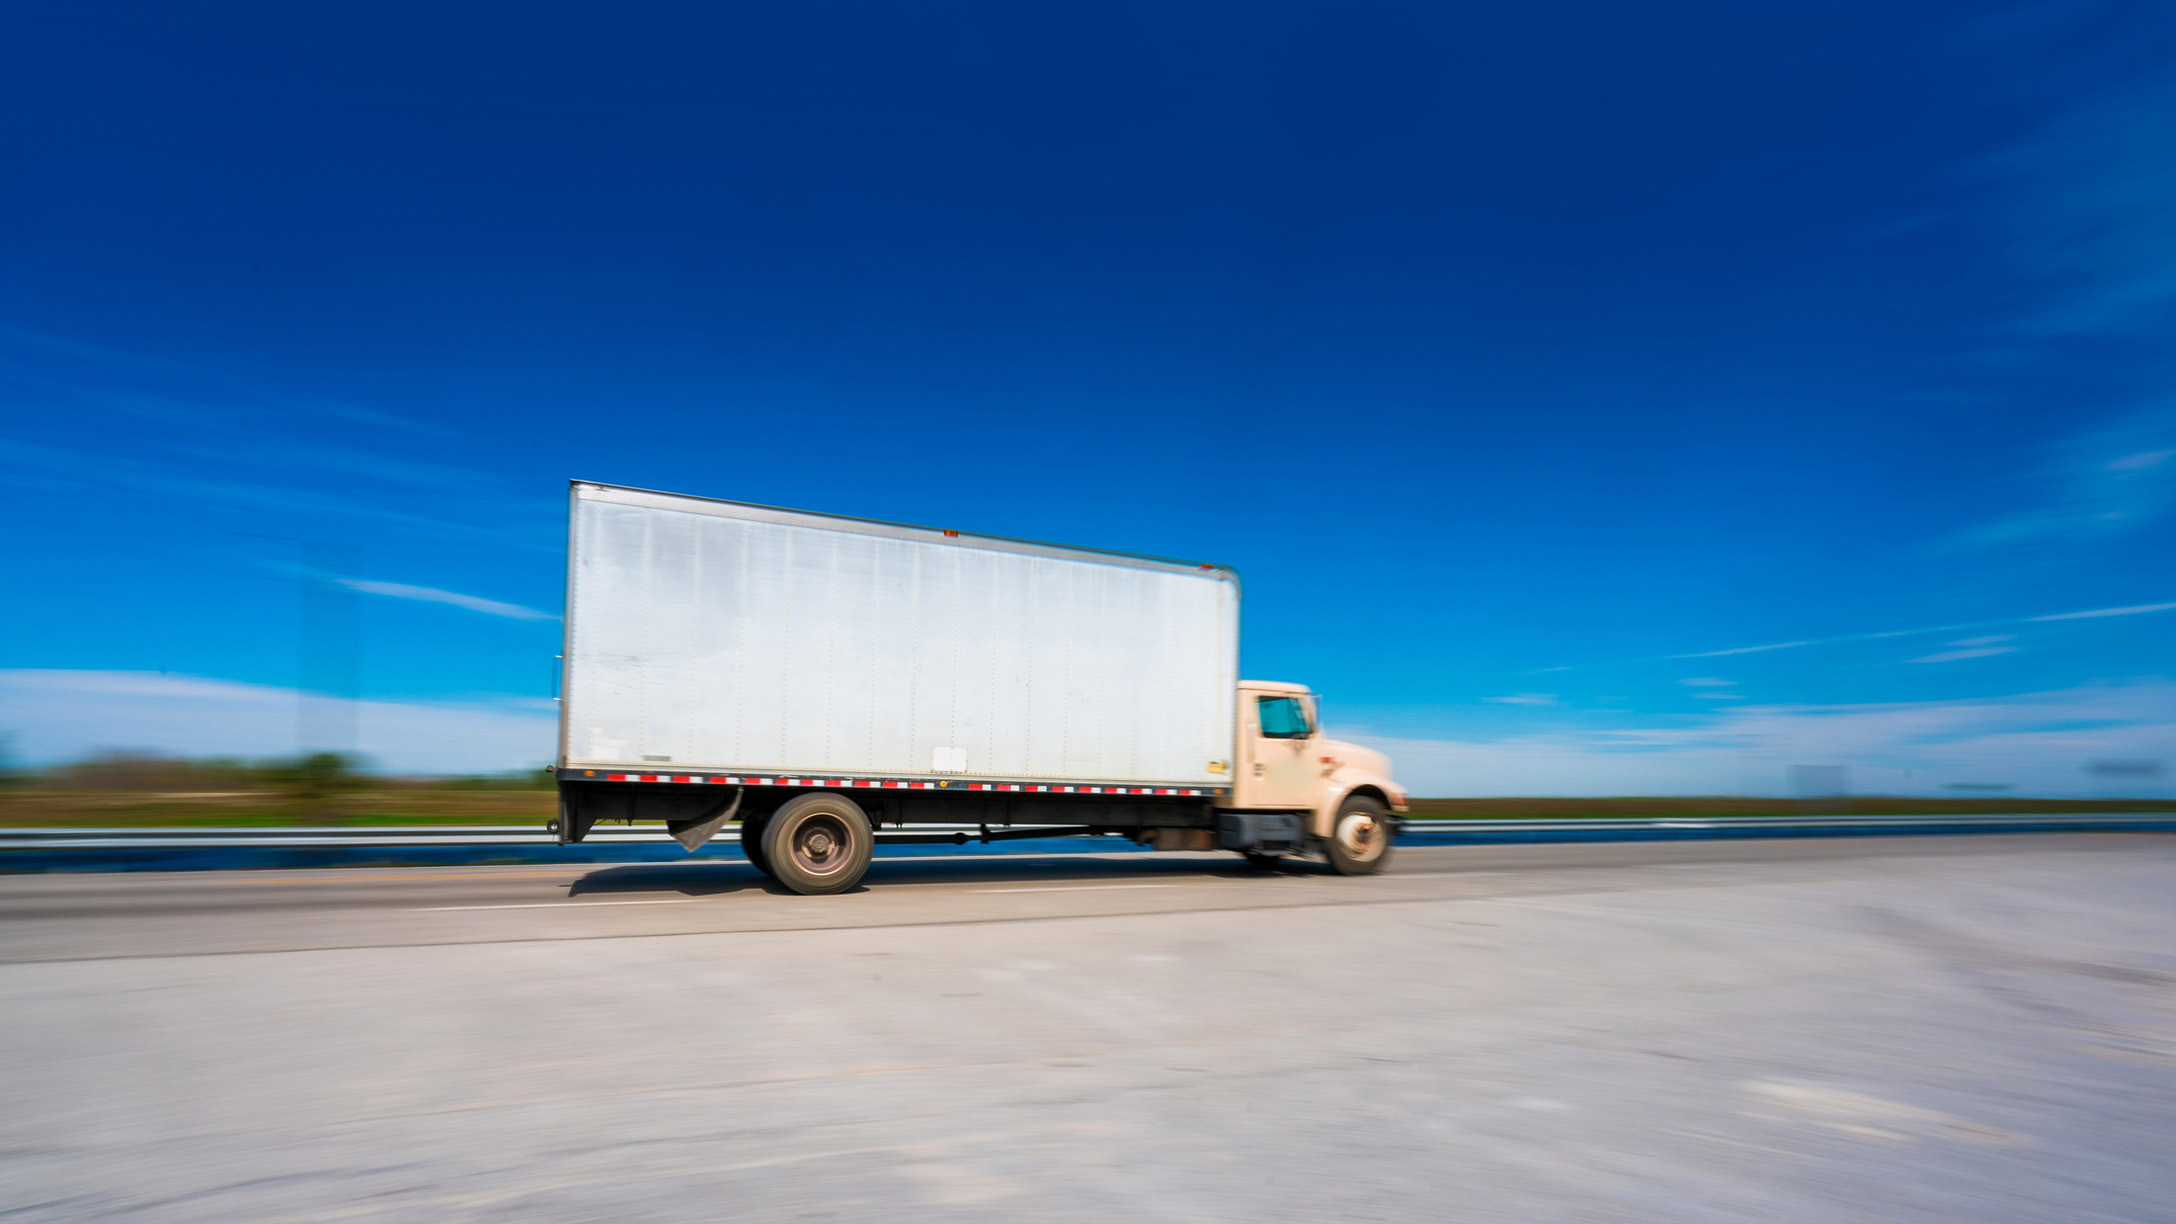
(560, 481, 1239, 787)
(553, 482, 1403, 893)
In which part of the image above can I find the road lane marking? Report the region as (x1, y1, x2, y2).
(975, 884, 1175, 894)
(250, 873, 586, 885)
(414, 899, 705, 911)
(1386, 871, 1507, 879)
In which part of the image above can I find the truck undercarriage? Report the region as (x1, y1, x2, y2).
(551, 778, 1314, 886)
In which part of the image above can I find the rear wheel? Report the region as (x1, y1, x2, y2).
(1323, 795, 1392, 875)
(739, 815, 775, 878)
(762, 793, 874, 895)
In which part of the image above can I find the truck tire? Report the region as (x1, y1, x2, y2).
(1323, 794, 1392, 875)
(739, 815, 774, 878)
(761, 793, 874, 895)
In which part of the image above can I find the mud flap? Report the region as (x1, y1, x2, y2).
(555, 789, 596, 845)
(666, 787, 744, 852)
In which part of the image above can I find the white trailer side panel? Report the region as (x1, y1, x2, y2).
(561, 484, 1239, 787)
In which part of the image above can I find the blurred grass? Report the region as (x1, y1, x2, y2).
(1, 789, 2169, 828)
(0, 788, 560, 827)
(0, 751, 565, 826)
(1402, 796, 2176, 818)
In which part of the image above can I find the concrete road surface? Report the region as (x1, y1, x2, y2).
(3, 835, 2173, 1222)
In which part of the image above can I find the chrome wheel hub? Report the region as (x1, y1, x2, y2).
(790, 814, 853, 875)
(1339, 814, 1381, 858)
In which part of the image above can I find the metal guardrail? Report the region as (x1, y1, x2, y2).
(1402, 813, 2176, 835)
(2, 813, 2172, 851)
(0, 824, 1100, 849)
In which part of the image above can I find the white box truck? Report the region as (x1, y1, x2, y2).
(552, 482, 1407, 893)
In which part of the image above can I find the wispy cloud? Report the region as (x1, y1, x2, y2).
(1950, 51, 2176, 550)
(0, 670, 556, 773)
(1580, 599, 2176, 670)
(1672, 639, 1819, 660)
(1680, 677, 1744, 700)
(1909, 645, 2018, 664)
(2108, 449, 2172, 472)
(2030, 601, 2176, 622)
(1954, 406, 2176, 549)
(337, 579, 556, 621)
(0, 435, 553, 552)
(1483, 692, 1561, 706)
(0, 323, 452, 437)
(169, 436, 491, 494)
(0, 323, 548, 550)
(1350, 682, 2176, 797)
(1988, 69, 2176, 338)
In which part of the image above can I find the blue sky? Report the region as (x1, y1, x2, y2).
(3, 1, 2173, 793)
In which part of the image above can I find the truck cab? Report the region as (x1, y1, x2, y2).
(1215, 681, 1408, 873)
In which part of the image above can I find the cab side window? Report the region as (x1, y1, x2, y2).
(1256, 695, 1311, 739)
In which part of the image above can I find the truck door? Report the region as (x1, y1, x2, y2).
(1242, 692, 1320, 809)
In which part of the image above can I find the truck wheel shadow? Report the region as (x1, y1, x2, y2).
(849, 854, 1332, 889)
(566, 863, 787, 897)
(568, 854, 1333, 897)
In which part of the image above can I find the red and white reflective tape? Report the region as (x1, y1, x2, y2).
(586, 771, 1218, 797)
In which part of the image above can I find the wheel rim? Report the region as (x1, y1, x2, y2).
(1337, 812, 1384, 861)
(787, 812, 855, 877)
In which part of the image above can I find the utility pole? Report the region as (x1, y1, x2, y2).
(239, 534, 361, 762)
(297, 542, 361, 761)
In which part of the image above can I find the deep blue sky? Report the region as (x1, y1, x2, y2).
(3, 1, 2173, 790)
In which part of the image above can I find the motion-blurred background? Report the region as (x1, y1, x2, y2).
(4, 1, 2173, 812)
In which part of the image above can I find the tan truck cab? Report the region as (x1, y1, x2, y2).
(1213, 681, 1409, 873)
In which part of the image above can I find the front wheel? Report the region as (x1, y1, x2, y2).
(1323, 795, 1392, 875)
(761, 793, 875, 895)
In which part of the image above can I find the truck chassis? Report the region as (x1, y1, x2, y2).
(552, 773, 1318, 893)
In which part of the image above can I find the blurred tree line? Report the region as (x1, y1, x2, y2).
(1, 749, 555, 793)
